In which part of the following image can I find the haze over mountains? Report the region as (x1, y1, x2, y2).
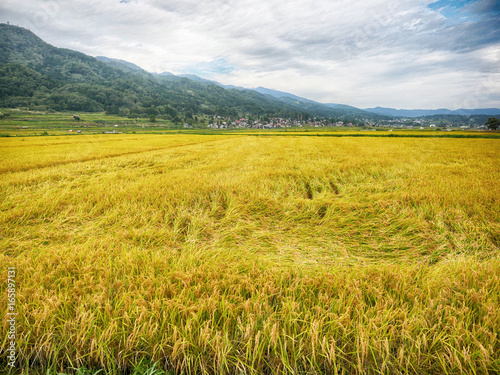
(0, 23, 498, 121)
(365, 107, 500, 118)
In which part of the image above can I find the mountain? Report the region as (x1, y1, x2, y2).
(177, 74, 219, 84)
(153, 71, 175, 77)
(1, 23, 495, 123)
(0, 23, 386, 121)
(365, 106, 500, 117)
(252, 87, 316, 103)
(250, 87, 383, 119)
(95, 56, 145, 73)
(324, 103, 377, 117)
(0, 24, 137, 111)
(176, 74, 247, 91)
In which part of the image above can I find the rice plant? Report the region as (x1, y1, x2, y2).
(1, 134, 499, 374)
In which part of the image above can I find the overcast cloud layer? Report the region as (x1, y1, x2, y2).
(1, 0, 499, 109)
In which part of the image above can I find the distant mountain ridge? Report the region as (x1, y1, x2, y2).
(252, 87, 316, 104)
(0, 23, 388, 122)
(1, 23, 497, 121)
(95, 56, 145, 73)
(152, 75, 500, 119)
(0, 23, 368, 119)
(242, 87, 383, 118)
(365, 107, 500, 117)
(160, 78, 500, 119)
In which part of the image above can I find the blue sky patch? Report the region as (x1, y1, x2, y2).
(428, 0, 475, 19)
(428, 0, 477, 11)
(428, 0, 498, 19)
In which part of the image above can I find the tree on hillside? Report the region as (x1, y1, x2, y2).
(485, 117, 500, 130)
(173, 115, 181, 124)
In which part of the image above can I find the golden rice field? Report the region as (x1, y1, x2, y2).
(1, 133, 500, 375)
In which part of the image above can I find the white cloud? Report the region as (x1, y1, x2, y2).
(0, 0, 498, 108)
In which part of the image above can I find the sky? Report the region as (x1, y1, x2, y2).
(1, 0, 499, 109)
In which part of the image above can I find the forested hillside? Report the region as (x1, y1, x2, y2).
(0, 23, 383, 123)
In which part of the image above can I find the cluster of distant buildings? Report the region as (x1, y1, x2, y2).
(369, 117, 486, 129)
(204, 115, 485, 130)
(206, 116, 356, 129)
